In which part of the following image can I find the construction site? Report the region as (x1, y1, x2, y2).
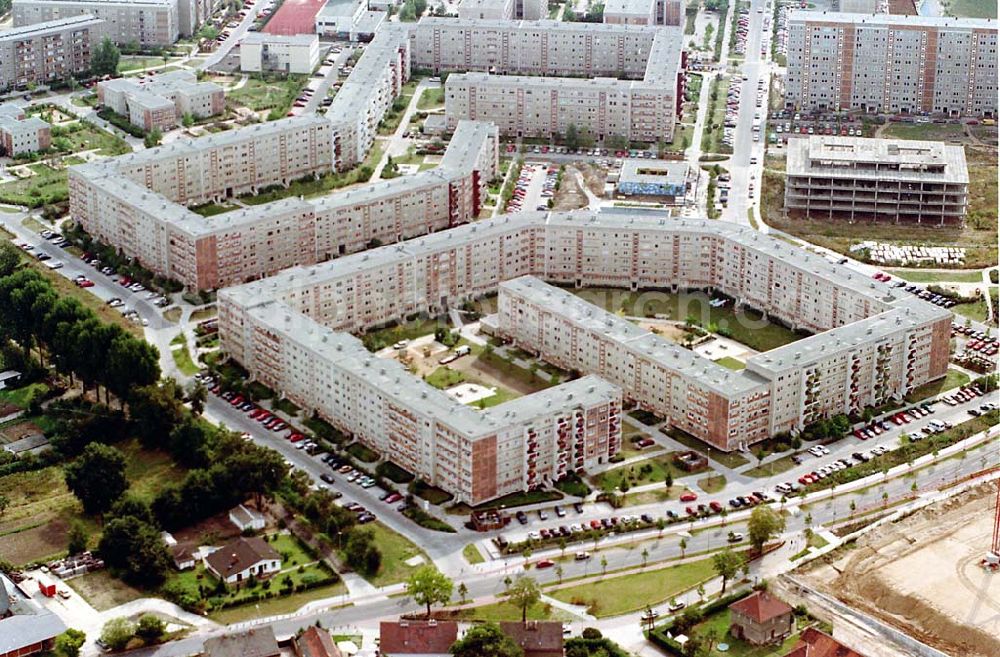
(793, 480, 1000, 657)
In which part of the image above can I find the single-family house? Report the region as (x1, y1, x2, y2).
(729, 591, 795, 646)
(498, 621, 564, 657)
(0, 573, 67, 657)
(783, 628, 868, 657)
(204, 537, 281, 586)
(293, 626, 343, 657)
(379, 619, 458, 656)
(202, 627, 280, 657)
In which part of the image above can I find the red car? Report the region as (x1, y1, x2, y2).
(709, 501, 723, 512)
(679, 491, 698, 502)
(78, 279, 94, 288)
(535, 560, 555, 569)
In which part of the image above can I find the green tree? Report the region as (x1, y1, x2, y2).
(67, 521, 89, 555)
(91, 38, 121, 77)
(457, 581, 468, 604)
(136, 614, 166, 642)
(565, 123, 580, 150)
(679, 536, 688, 558)
(344, 528, 382, 577)
(98, 516, 171, 587)
(712, 547, 744, 593)
(0, 241, 20, 277)
(64, 442, 129, 516)
(747, 505, 785, 554)
(450, 622, 524, 657)
(505, 575, 541, 623)
(143, 127, 162, 148)
(406, 565, 454, 618)
(188, 380, 208, 416)
(54, 629, 86, 657)
(100, 618, 136, 652)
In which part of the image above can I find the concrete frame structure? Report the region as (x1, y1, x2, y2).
(240, 33, 321, 75)
(457, 0, 546, 20)
(69, 120, 498, 290)
(786, 135, 968, 224)
(13, 0, 185, 46)
(411, 19, 684, 143)
(604, 0, 684, 26)
(0, 104, 51, 156)
(218, 208, 950, 479)
(314, 0, 385, 38)
(785, 11, 998, 117)
(98, 70, 224, 131)
(0, 15, 104, 92)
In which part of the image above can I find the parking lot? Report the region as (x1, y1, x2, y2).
(506, 163, 554, 213)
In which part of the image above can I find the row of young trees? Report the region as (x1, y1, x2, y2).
(0, 244, 160, 406)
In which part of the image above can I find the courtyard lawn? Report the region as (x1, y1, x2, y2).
(714, 356, 745, 370)
(663, 606, 806, 657)
(904, 368, 970, 404)
(952, 299, 990, 323)
(549, 556, 716, 617)
(228, 75, 307, 114)
(565, 287, 803, 353)
(947, 0, 997, 17)
(425, 367, 466, 390)
(417, 87, 445, 109)
(50, 121, 131, 157)
(0, 163, 68, 207)
(696, 474, 727, 494)
(171, 335, 199, 376)
(592, 453, 707, 492)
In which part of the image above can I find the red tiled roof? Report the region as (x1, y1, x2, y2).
(498, 621, 564, 657)
(294, 626, 342, 657)
(784, 628, 868, 657)
(379, 620, 458, 655)
(729, 592, 794, 624)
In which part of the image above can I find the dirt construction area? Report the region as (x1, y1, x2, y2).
(799, 483, 1000, 657)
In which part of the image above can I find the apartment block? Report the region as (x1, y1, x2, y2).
(68, 119, 498, 289)
(98, 70, 224, 131)
(13, 0, 181, 46)
(497, 276, 772, 449)
(785, 11, 998, 117)
(325, 25, 410, 166)
(604, 0, 684, 26)
(0, 104, 51, 155)
(0, 15, 104, 92)
(616, 158, 691, 201)
(458, 0, 515, 20)
(445, 71, 677, 143)
(410, 18, 662, 77)
(426, 20, 683, 143)
(239, 33, 320, 75)
(219, 209, 950, 456)
(786, 135, 968, 224)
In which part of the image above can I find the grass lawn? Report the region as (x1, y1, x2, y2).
(238, 142, 382, 205)
(346, 442, 379, 463)
(666, 429, 750, 469)
(425, 366, 465, 389)
(340, 522, 429, 587)
(947, 0, 997, 17)
(953, 299, 989, 323)
(209, 581, 348, 624)
(67, 570, 145, 611)
(592, 452, 705, 491)
(565, 287, 803, 353)
(462, 543, 485, 565)
(743, 454, 799, 478)
(171, 335, 199, 376)
(455, 598, 573, 622)
(190, 201, 239, 217)
(714, 356, 745, 370)
(410, 480, 454, 505)
(0, 382, 49, 409)
(52, 122, 131, 157)
(118, 56, 171, 73)
(228, 75, 307, 113)
(273, 397, 301, 417)
(0, 163, 68, 207)
(417, 87, 445, 109)
(0, 440, 183, 565)
(364, 317, 442, 351)
(549, 556, 716, 617)
(904, 368, 970, 403)
(887, 269, 986, 284)
(696, 474, 727, 494)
